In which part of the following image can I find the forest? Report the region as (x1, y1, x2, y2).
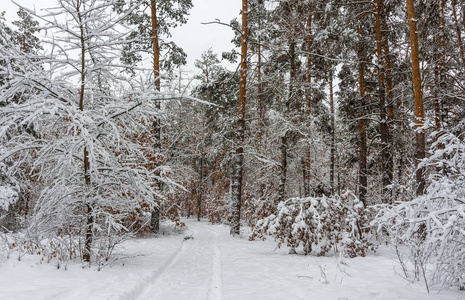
(1, 0, 465, 297)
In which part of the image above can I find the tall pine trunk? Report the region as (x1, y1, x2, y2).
(438, 0, 448, 128)
(257, 5, 265, 198)
(433, 0, 442, 146)
(329, 63, 335, 195)
(406, 0, 426, 195)
(382, 10, 395, 195)
(230, 0, 248, 235)
(257, 5, 263, 155)
(452, 0, 465, 71)
(150, 0, 161, 233)
(279, 39, 296, 203)
(357, 26, 368, 207)
(375, 0, 393, 203)
(303, 8, 312, 198)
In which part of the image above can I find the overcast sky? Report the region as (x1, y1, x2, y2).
(3, 0, 240, 79)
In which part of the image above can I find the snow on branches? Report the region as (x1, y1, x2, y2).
(0, 0, 175, 265)
(251, 191, 376, 257)
(373, 130, 465, 289)
(0, 186, 18, 212)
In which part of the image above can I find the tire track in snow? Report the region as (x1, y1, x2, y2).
(118, 229, 196, 300)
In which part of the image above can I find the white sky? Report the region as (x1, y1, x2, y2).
(170, 0, 239, 74)
(2, 0, 240, 77)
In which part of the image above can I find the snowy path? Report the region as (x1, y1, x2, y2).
(137, 221, 223, 300)
(1, 219, 465, 300)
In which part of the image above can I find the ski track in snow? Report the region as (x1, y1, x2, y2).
(203, 226, 223, 300)
(136, 220, 223, 300)
(119, 229, 194, 300)
(208, 243, 223, 300)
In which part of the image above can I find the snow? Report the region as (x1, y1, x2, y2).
(0, 186, 18, 211)
(0, 219, 463, 300)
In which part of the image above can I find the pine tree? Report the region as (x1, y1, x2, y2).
(230, 0, 248, 236)
(116, 0, 192, 233)
(11, 8, 42, 54)
(406, 0, 426, 195)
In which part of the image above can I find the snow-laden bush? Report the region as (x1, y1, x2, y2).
(0, 162, 22, 231)
(0, 228, 130, 270)
(374, 130, 465, 289)
(251, 191, 376, 257)
(0, 186, 18, 212)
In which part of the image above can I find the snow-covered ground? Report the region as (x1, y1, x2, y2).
(0, 219, 463, 300)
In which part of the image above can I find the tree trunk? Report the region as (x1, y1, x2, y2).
(76, 0, 93, 264)
(278, 22, 297, 201)
(434, 0, 447, 156)
(434, 53, 442, 143)
(303, 7, 312, 198)
(257, 6, 265, 199)
(382, 10, 395, 199)
(329, 63, 335, 195)
(230, 0, 248, 236)
(278, 133, 288, 203)
(76, 1, 94, 263)
(197, 154, 203, 221)
(357, 26, 368, 207)
(438, 0, 448, 128)
(452, 0, 465, 72)
(406, 0, 426, 196)
(375, 0, 392, 203)
(150, 0, 161, 233)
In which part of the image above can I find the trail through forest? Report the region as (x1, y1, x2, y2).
(1, 219, 464, 300)
(137, 221, 223, 300)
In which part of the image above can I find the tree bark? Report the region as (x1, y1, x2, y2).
(197, 154, 203, 221)
(77, 0, 93, 263)
(434, 57, 440, 130)
(384, 52, 395, 201)
(329, 63, 335, 195)
(452, 0, 465, 72)
(438, 0, 448, 128)
(230, 0, 248, 235)
(257, 5, 265, 198)
(357, 26, 368, 207)
(278, 133, 288, 203)
(406, 0, 426, 196)
(381, 10, 394, 195)
(374, 0, 393, 203)
(150, 0, 161, 233)
(303, 7, 312, 198)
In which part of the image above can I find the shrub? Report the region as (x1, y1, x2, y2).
(374, 131, 465, 289)
(251, 191, 376, 257)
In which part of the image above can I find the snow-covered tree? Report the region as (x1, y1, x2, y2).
(374, 128, 465, 288)
(115, 0, 192, 233)
(0, 0, 170, 265)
